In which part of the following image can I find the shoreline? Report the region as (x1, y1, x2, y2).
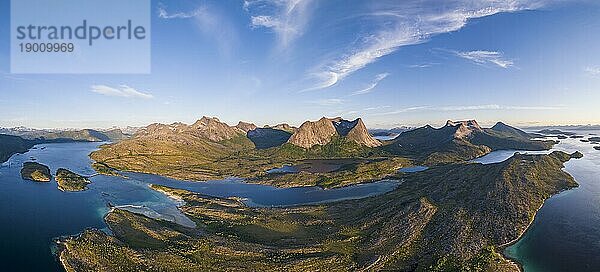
(498, 185, 578, 272)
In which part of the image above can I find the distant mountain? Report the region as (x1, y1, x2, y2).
(288, 117, 381, 149)
(0, 127, 130, 142)
(385, 120, 554, 164)
(536, 129, 576, 136)
(369, 126, 412, 137)
(99, 129, 130, 141)
(247, 128, 292, 149)
(136, 116, 245, 143)
(265, 123, 297, 133)
(235, 121, 257, 133)
(489, 122, 533, 138)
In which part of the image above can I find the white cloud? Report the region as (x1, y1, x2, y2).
(352, 73, 389, 95)
(304, 0, 546, 91)
(585, 66, 600, 77)
(309, 98, 344, 106)
(245, 0, 314, 48)
(91, 85, 154, 99)
(454, 50, 514, 68)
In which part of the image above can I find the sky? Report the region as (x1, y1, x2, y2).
(1, 0, 600, 129)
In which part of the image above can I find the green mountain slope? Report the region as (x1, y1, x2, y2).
(60, 151, 580, 271)
(0, 134, 35, 163)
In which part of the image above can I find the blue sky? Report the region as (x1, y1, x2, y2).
(1, 0, 600, 129)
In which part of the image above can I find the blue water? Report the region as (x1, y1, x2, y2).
(0, 142, 399, 271)
(398, 166, 429, 173)
(470, 150, 550, 164)
(266, 165, 299, 174)
(471, 133, 600, 272)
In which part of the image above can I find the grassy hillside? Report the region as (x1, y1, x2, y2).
(60, 151, 579, 271)
(0, 134, 35, 163)
(383, 123, 555, 165)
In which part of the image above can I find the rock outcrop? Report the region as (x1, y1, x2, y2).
(445, 120, 483, 139)
(235, 121, 257, 133)
(288, 117, 338, 149)
(288, 117, 381, 149)
(20, 162, 51, 182)
(135, 116, 244, 142)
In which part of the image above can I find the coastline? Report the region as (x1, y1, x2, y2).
(498, 186, 578, 272)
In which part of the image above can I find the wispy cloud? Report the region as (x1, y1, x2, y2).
(158, 5, 202, 19)
(373, 104, 562, 116)
(91, 85, 154, 99)
(436, 104, 561, 111)
(351, 73, 389, 95)
(372, 106, 431, 116)
(454, 50, 514, 68)
(158, 3, 238, 55)
(245, 0, 314, 48)
(303, 1, 543, 91)
(585, 66, 600, 77)
(309, 98, 344, 106)
(408, 63, 438, 68)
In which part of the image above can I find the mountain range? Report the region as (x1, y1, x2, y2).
(0, 127, 130, 142)
(86, 116, 556, 183)
(385, 119, 554, 164)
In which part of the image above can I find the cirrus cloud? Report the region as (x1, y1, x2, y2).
(303, 0, 546, 91)
(352, 73, 389, 95)
(454, 50, 514, 68)
(91, 85, 154, 99)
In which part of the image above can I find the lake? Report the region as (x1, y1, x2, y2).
(0, 142, 399, 271)
(472, 132, 600, 271)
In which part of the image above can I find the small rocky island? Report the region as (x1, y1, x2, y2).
(20, 162, 52, 182)
(55, 168, 90, 192)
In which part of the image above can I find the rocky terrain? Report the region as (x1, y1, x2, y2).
(55, 168, 91, 191)
(59, 151, 580, 271)
(20, 162, 52, 182)
(90, 116, 387, 183)
(385, 120, 555, 165)
(235, 121, 258, 133)
(288, 117, 381, 148)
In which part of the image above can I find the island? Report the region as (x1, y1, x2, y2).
(55, 168, 91, 192)
(20, 162, 51, 182)
(536, 129, 576, 136)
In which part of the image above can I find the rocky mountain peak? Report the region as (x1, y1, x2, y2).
(287, 117, 381, 148)
(346, 118, 382, 147)
(287, 117, 337, 149)
(267, 123, 297, 133)
(235, 121, 257, 133)
(445, 120, 483, 139)
(446, 120, 482, 130)
(136, 117, 242, 142)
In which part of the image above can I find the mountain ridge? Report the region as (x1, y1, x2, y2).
(288, 117, 381, 149)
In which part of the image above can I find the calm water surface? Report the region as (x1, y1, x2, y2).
(0, 142, 398, 271)
(473, 132, 600, 272)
